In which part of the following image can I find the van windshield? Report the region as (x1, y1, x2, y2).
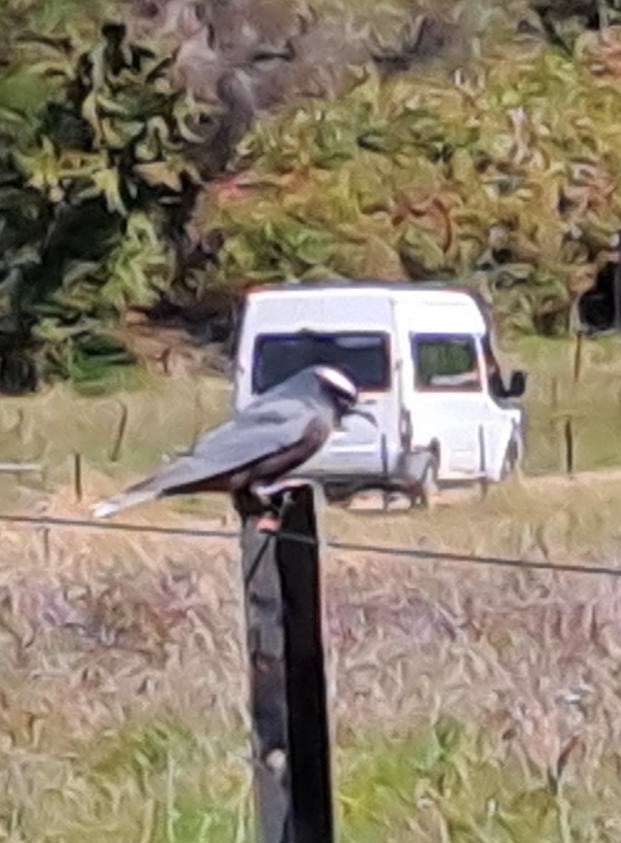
(252, 332, 390, 394)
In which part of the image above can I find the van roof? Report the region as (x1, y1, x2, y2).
(246, 279, 467, 294)
(244, 280, 490, 334)
(245, 280, 487, 305)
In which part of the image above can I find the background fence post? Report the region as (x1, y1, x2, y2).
(564, 417, 574, 476)
(550, 376, 560, 472)
(73, 452, 83, 503)
(239, 485, 335, 843)
(614, 229, 621, 331)
(573, 330, 583, 384)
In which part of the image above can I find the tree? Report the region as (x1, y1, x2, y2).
(0, 21, 209, 391)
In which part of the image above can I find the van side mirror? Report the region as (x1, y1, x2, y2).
(507, 370, 527, 398)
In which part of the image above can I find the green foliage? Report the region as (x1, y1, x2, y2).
(24, 715, 253, 843)
(338, 717, 620, 843)
(100, 212, 174, 311)
(196, 37, 621, 337)
(0, 2, 121, 136)
(0, 20, 207, 390)
(532, 0, 621, 50)
(10, 704, 621, 842)
(3, 0, 621, 391)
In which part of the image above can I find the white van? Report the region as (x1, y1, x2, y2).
(232, 282, 526, 503)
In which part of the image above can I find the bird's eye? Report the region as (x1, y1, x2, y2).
(338, 390, 356, 407)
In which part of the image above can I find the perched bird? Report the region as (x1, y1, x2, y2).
(92, 365, 374, 519)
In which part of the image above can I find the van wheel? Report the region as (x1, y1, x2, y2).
(324, 484, 355, 506)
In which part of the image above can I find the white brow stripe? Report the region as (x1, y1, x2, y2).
(314, 366, 357, 398)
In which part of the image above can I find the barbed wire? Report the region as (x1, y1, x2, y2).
(0, 512, 619, 579)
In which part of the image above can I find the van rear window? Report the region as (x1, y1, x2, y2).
(252, 332, 390, 394)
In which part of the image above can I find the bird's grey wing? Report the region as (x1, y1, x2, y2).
(92, 378, 330, 518)
(126, 396, 325, 496)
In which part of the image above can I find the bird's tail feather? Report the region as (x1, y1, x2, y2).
(91, 489, 159, 519)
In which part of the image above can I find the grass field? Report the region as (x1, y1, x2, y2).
(499, 333, 621, 476)
(0, 335, 620, 840)
(1, 471, 621, 841)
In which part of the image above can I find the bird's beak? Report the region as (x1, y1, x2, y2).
(346, 407, 378, 427)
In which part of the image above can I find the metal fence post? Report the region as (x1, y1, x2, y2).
(239, 484, 335, 843)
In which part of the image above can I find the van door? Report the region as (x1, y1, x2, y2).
(408, 333, 485, 479)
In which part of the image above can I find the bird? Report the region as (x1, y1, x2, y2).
(91, 365, 375, 521)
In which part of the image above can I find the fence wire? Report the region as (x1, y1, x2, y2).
(0, 512, 618, 579)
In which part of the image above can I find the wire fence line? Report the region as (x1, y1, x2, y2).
(0, 512, 619, 579)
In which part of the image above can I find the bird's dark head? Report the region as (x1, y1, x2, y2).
(313, 366, 377, 429)
(314, 365, 358, 412)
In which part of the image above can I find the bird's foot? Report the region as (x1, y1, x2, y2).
(253, 487, 300, 534)
(250, 478, 307, 506)
(256, 513, 282, 534)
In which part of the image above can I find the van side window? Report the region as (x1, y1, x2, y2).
(412, 334, 481, 391)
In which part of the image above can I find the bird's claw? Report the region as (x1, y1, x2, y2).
(256, 513, 282, 534)
(253, 486, 299, 534)
(250, 478, 307, 501)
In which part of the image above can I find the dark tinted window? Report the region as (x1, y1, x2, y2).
(412, 334, 480, 391)
(252, 332, 390, 394)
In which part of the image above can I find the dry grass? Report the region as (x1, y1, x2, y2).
(499, 333, 621, 475)
(0, 508, 251, 841)
(0, 371, 232, 517)
(0, 461, 619, 838)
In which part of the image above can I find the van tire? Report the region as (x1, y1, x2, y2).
(324, 483, 356, 506)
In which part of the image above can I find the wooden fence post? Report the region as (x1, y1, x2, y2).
(550, 376, 560, 472)
(109, 401, 129, 463)
(564, 417, 574, 476)
(573, 330, 583, 384)
(73, 452, 83, 503)
(239, 485, 335, 843)
(614, 229, 621, 331)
